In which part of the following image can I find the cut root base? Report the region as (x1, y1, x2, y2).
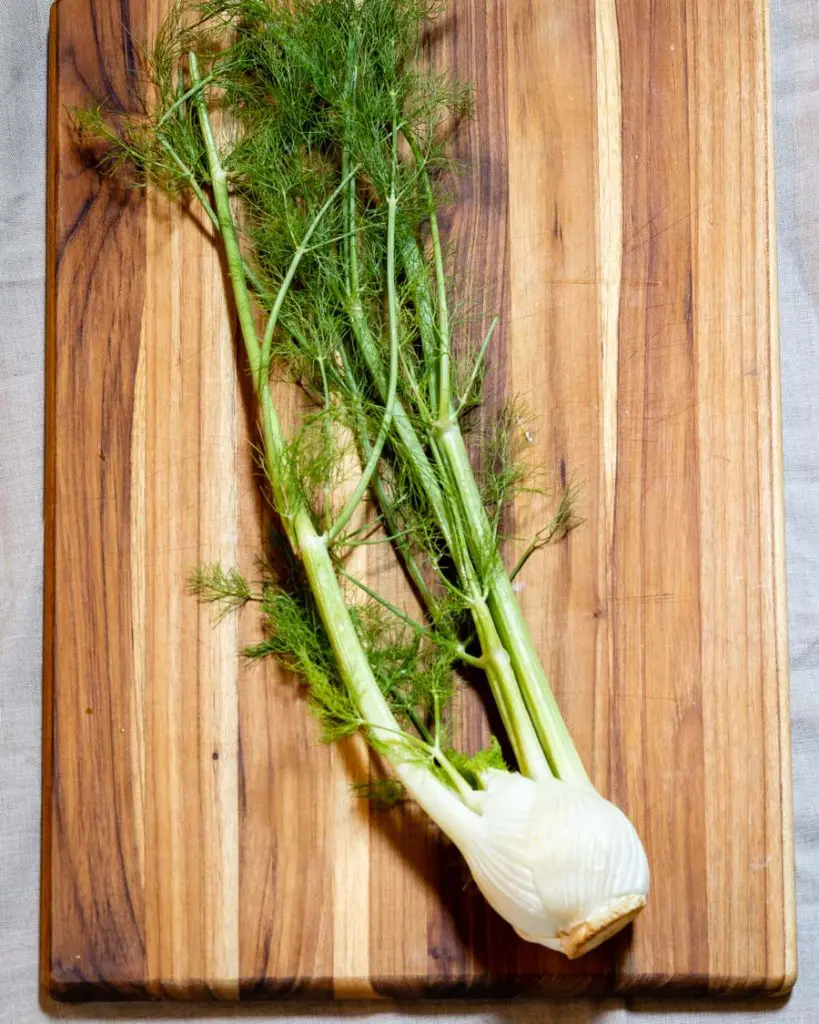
(559, 894, 647, 959)
(516, 893, 647, 960)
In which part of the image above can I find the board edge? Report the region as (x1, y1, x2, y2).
(763, 0, 798, 996)
(39, 0, 61, 1006)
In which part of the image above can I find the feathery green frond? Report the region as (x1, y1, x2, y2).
(446, 736, 508, 789)
(77, 0, 590, 791)
(189, 563, 254, 618)
(352, 777, 407, 809)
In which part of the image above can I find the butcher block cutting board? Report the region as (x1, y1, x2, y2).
(42, 0, 796, 1001)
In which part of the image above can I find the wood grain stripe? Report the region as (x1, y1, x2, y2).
(595, 0, 623, 542)
(505, 0, 612, 988)
(139, 183, 242, 996)
(332, 738, 374, 997)
(46, 0, 148, 998)
(196, 204, 241, 996)
(593, 0, 622, 803)
(613, 0, 709, 985)
(130, 268, 147, 910)
(236, 340, 335, 998)
(688, 0, 795, 992)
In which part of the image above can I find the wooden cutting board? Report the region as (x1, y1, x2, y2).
(42, 0, 797, 1001)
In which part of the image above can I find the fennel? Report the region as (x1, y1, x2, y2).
(77, 0, 649, 957)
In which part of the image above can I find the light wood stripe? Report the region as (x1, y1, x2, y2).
(139, 191, 243, 994)
(143, 190, 189, 993)
(593, 0, 622, 808)
(332, 736, 375, 998)
(130, 263, 148, 902)
(196, 210, 241, 996)
(594, 0, 623, 549)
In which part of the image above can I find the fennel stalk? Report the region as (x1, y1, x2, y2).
(76, 0, 649, 957)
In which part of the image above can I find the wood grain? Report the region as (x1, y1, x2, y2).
(42, 0, 796, 1000)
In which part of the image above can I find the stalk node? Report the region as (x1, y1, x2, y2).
(433, 418, 456, 439)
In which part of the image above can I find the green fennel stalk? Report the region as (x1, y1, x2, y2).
(187, 46, 474, 806)
(76, 0, 579, 785)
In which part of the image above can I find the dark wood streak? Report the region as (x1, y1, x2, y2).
(50, 179, 146, 979)
(120, 0, 141, 86)
(88, 0, 144, 111)
(43, 0, 148, 1001)
(56, 192, 98, 262)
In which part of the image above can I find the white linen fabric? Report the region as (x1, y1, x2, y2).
(1, 1, 816, 1020)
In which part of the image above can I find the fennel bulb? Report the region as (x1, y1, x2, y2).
(399, 765, 648, 957)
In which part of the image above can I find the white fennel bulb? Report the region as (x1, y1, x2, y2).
(397, 765, 649, 958)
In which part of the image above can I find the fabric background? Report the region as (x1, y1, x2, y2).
(1, 1, 816, 1020)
